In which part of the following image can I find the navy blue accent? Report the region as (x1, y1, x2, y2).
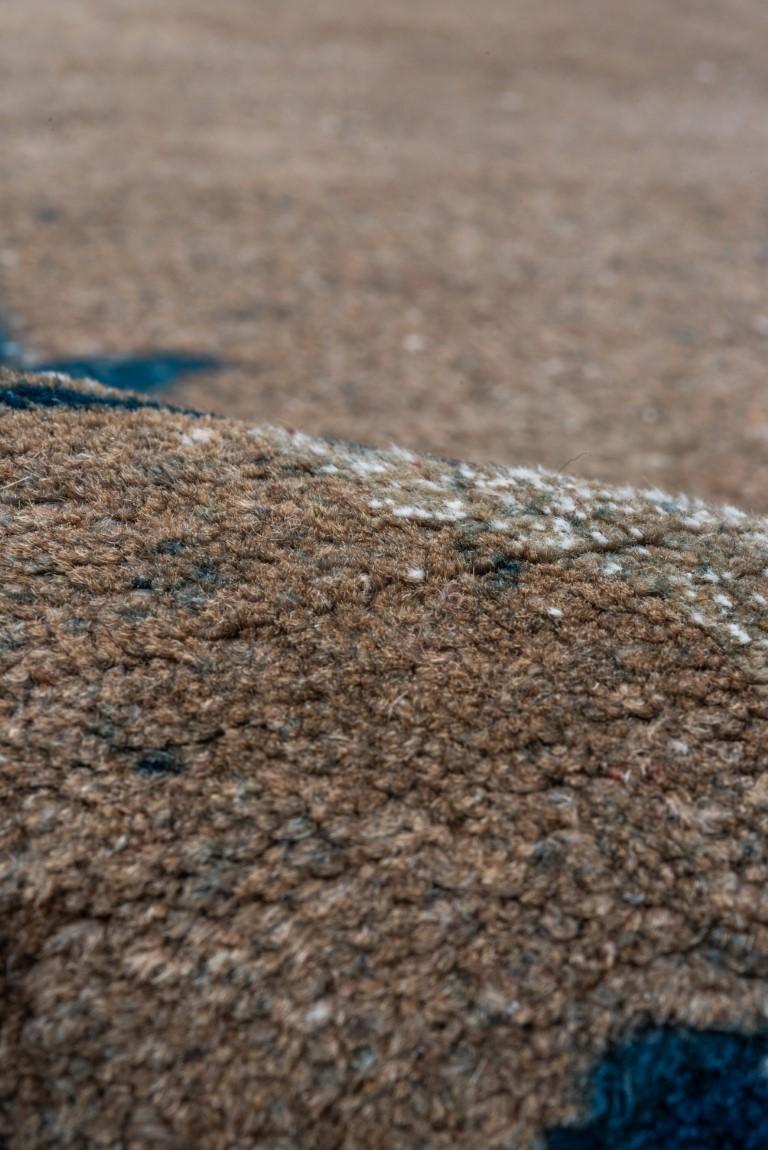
(0, 319, 22, 363)
(31, 352, 224, 392)
(545, 1028, 768, 1150)
(0, 380, 202, 416)
(489, 554, 523, 588)
(133, 751, 183, 778)
(0, 310, 226, 393)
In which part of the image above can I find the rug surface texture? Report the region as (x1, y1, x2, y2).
(2, 371, 768, 1148)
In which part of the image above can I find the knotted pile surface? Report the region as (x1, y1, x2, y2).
(2, 370, 768, 1148)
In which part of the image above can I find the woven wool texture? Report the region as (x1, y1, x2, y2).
(2, 370, 768, 1148)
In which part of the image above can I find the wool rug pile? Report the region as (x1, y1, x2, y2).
(2, 369, 768, 1148)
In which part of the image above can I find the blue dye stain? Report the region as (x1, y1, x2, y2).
(0, 379, 202, 416)
(0, 313, 225, 393)
(489, 554, 523, 589)
(133, 750, 183, 778)
(545, 1028, 768, 1150)
(0, 319, 23, 364)
(30, 352, 223, 392)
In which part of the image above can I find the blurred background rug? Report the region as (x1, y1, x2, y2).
(1, 0, 768, 508)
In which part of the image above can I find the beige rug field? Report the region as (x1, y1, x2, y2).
(1, 0, 767, 507)
(3, 5, 768, 1146)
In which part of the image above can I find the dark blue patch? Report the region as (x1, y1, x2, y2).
(0, 319, 22, 363)
(489, 553, 523, 589)
(133, 750, 183, 778)
(31, 352, 224, 392)
(0, 380, 203, 416)
(545, 1028, 768, 1150)
(0, 311, 226, 393)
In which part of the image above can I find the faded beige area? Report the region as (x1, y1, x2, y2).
(2, 0, 768, 507)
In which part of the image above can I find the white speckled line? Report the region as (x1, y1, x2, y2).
(241, 423, 768, 670)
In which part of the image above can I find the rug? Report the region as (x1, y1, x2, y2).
(3, 0, 768, 510)
(2, 369, 768, 1147)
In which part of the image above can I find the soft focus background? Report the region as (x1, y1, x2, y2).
(2, 0, 768, 507)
